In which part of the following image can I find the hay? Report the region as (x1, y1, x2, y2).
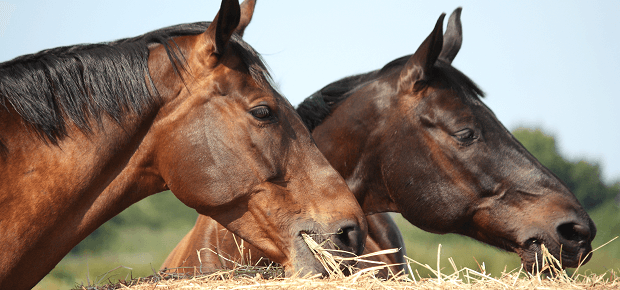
(300, 232, 402, 279)
(75, 236, 620, 290)
(73, 267, 620, 290)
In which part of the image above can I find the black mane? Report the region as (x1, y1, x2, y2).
(296, 54, 484, 132)
(296, 71, 379, 132)
(0, 21, 272, 151)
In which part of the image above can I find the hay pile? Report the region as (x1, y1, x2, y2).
(73, 266, 620, 290)
(75, 236, 620, 290)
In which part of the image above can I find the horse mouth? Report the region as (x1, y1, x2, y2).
(277, 230, 324, 277)
(515, 238, 593, 272)
(288, 230, 359, 277)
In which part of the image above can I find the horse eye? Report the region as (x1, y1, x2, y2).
(250, 105, 272, 120)
(454, 128, 476, 142)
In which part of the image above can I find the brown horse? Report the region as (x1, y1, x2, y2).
(161, 8, 596, 276)
(0, 1, 368, 289)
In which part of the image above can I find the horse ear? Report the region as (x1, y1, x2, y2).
(235, 0, 256, 37)
(438, 7, 463, 64)
(399, 13, 445, 92)
(205, 0, 241, 55)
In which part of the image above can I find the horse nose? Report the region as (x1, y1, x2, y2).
(557, 221, 593, 246)
(333, 221, 366, 256)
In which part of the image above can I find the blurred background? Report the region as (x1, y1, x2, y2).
(0, 1, 617, 288)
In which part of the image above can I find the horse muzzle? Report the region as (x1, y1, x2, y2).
(517, 217, 596, 272)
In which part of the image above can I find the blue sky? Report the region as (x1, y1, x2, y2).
(1, 1, 618, 182)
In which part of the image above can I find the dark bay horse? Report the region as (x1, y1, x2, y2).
(0, 1, 368, 289)
(162, 8, 596, 276)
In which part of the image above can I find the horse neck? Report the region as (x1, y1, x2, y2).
(0, 105, 166, 285)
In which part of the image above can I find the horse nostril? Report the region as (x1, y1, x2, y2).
(335, 223, 365, 256)
(557, 222, 591, 244)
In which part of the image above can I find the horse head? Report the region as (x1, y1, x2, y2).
(312, 8, 595, 271)
(148, 0, 367, 275)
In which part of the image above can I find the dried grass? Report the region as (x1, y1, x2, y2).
(74, 236, 620, 290)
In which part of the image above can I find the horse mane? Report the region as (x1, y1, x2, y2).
(0, 21, 272, 152)
(296, 71, 380, 132)
(296, 54, 484, 132)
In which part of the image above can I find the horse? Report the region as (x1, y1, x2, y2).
(161, 7, 596, 277)
(0, 1, 369, 288)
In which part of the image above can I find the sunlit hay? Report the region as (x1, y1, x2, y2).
(76, 266, 620, 290)
(300, 232, 345, 277)
(300, 232, 402, 279)
(77, 237, 620, 289)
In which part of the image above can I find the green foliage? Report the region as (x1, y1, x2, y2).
(512, 128, 618, 209)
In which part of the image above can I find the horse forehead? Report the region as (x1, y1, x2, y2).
(404, 88, 471, 118)
(205, 66, 265, 97)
